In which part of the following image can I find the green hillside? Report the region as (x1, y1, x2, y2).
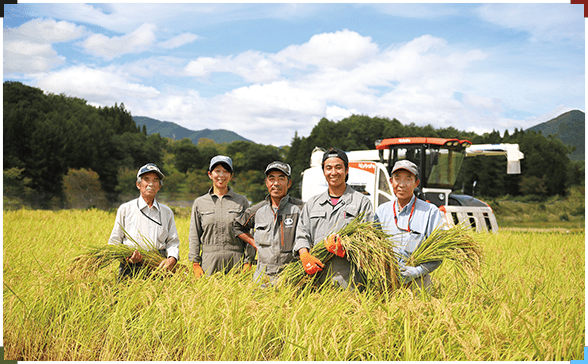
(526, 109, 585, 161)
(133, 116, 252, 145)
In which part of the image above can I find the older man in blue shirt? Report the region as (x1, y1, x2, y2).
(375, 160, 446, 291)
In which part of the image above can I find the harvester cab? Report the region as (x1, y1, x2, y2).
(300, 138, 524, 233)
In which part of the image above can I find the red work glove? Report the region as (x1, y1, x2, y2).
(300, 251, 324, 275)
(324, 233, 345, 258)
(193, 262, 204, 278)
(243, 263, 252, 272)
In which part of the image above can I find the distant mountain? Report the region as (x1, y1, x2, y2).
(526, 109, 585, 161)
(133, 116, 252, 145)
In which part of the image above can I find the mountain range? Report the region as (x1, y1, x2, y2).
(525, 109, 585, 161)
(133, 116, 252, 145)
(134, 111, 585, 161)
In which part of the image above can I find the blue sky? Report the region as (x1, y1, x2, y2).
(3, 2, 585, 146)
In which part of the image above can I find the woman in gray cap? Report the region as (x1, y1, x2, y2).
(188, 155, 254, 277)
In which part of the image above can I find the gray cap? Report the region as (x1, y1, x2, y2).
(137, 163, 165, 180)
(265, 161, 291, 177)
(391, 160, 419, 177)
(209, 155, 233, 173)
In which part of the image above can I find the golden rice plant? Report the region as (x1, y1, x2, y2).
(405, 222, 483, 278)
(278, 214, 401, 292)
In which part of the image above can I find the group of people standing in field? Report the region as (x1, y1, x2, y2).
(108, 147, 446, 291)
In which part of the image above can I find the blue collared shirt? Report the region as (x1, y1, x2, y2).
(375, 195, 446, 273)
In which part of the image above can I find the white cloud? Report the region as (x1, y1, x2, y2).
(325, 105, 356, 122)
(82, 23, 157, 60)
(276, 29, 379, 70)
(34, 65, 160, 105)
(185, 57, 221, 77)
(119, 56, 189, 79)
(25, 30, 495, 145)
(3, 18, 85, 74)
(158, 32, 198, 49)
(185, 51, 282, 83)
(4, 41, 64, 74)
(475, 4, 584, 43)
(156, 31, 494, 144)
(230, 51, 283, 83)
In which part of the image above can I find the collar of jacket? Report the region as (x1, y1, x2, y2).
(317, 184, 355, 206)
(207, 186, 235, 198)
(264, 193, 292, 210)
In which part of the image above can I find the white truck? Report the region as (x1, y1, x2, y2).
(300, 137, 524, 233)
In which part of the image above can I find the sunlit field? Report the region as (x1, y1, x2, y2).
(3, 209, 585, 361)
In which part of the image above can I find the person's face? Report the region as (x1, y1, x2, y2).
(136, 172, 161, 199)
(208, 164, 233, 189)
(391, 169, 419, 201)
(265, 170, 291, 200)
(323, 157, 348, 190)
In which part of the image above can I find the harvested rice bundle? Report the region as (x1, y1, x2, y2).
(71, 224, 165, 272)
(405, 222, 483, 277)
(72, 243, 165, 271)
(278, 214, 402, 292)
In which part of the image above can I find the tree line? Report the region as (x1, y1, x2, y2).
(3, 81, 583, 210)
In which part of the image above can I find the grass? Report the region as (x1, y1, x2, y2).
(486, 185, 585, 232)
(3, 208, 585, 361)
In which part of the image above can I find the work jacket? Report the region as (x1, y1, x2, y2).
(293, 185, 374, 289)
(188, 187, 254, 274)
(233, 194, 304, 281)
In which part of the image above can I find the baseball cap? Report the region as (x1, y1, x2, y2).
(265, 161, 291, 177)
(137, 163, 165, 180)
(209, 155, 233, 173)
(391, 160, 419, 177)
(321, 147, 349, 167)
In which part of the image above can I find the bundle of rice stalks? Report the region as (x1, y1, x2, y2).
(405, 222, 483, 277)
(278, 214, 402, 293)
(71, 225, 165, 273)
(72, 243, 165, 271)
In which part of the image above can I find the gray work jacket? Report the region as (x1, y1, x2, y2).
(293, 185, 374, 289)
(233, 194, 304, 280)
(188, 187, 252, 268)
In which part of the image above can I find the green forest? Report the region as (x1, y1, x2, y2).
(3, 81, 584, 210)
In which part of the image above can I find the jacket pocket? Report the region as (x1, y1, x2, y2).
(254, 223, 272, 247)
(199, 210, 216, 228)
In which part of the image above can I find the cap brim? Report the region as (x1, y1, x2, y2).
(210, 162, 233, 173)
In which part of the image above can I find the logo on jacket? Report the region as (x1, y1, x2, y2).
(284, 217, 294, 227)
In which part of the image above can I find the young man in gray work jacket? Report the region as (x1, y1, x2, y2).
(375, 159, 447, 292)
(293, 147, 374, 290)
(233, 161, 304, 286)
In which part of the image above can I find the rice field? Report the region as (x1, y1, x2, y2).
(3, 209, 585, 361)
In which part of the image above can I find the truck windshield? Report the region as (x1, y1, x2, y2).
(426, 149, 465, 188)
